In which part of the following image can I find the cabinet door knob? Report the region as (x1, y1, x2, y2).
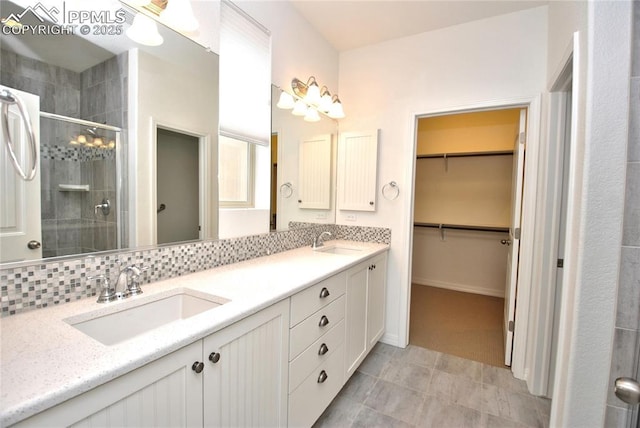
(319, 287, 330, 298)
(317, 370, 328, 383)
(209, 352, 221, 364)
(318, 315, 330, 327)
(318, 343, 329, 355)
(369, 201, 374, 205)
(192, 361, 204, 374)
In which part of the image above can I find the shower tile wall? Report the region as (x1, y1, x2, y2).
(605, 5, 640, 426)
(0, 50, 128, 258)
(0, 48, 81, 117)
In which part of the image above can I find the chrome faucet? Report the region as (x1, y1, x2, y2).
(312, 231, 332, 249)
(87, 263, 147, 303)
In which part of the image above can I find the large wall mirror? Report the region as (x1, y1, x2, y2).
(270, 84, 338, 231)
(0, 0, 218, 264)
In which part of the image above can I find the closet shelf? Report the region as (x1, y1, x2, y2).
(414, 222, 509, 233)
(416, 150, 513, 159)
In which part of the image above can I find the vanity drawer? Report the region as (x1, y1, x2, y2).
(290, 295, 345, 359)
(290, 271, 346, 327)
(289, 318, 345, 393)
(288, 344, 345, 428)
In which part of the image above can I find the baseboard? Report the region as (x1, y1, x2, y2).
(380, 332, 402, 348)
(412, 277, 505, 298)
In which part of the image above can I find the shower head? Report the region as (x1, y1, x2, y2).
(0, 89, 17, 105)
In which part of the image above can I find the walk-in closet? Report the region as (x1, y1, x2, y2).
(410, 108, 525, 368)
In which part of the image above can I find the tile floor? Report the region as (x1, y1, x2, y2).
(314, 343, 551, 428)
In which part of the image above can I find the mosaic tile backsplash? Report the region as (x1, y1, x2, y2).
(1, 224, 390, 317)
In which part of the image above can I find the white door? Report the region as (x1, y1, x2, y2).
(0, 85, 41, 263)
(504, 108, 527, 366)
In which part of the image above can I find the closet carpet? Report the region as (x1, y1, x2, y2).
(410, 284, 507, 368)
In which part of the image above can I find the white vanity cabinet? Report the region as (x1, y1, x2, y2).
(287, 272, 347, 428)
(14, 341, 204, 427)
(345, 252, 388, 379)
(13, 300, 290, 428)
(203, 299, 290, 427)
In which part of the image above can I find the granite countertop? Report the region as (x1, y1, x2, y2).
(0, 240, 388, 427)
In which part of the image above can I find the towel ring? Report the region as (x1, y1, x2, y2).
(280, 182, 293, 198)
(1, 89, 37, 181)
(382, 181, 399, 200)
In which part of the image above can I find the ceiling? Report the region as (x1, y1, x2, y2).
(289, 0, 548, 52)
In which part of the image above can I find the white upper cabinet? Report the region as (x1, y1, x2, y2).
(337, 130, 379, 212)
(298, 134, 333, 210)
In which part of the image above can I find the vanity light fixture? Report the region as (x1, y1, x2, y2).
(126, 13, 164, 46)
(277, 76, 345, 120)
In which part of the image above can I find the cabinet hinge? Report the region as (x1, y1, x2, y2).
(514, 228, 521, 240)
(519, 132, 526, 145)
(508, 320, 515, 332)
(557, 258, 564, 268)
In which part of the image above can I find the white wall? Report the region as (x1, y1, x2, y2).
(337, 7, 548, 348)
(412, 228, 509, 298)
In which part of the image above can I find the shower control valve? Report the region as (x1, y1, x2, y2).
(94, 198, 111, 216)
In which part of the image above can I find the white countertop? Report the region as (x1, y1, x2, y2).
(0, 240, 388, 427)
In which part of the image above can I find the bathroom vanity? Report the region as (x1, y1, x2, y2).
(0, 240, 388, 427)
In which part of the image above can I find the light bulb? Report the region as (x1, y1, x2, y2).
(319, 90, 332, 112)
(77, 135, 87, 143)
(161, 0, 199, 33)
(126, 14, 164, 46)
(276, 91, 295, 109)
(292, 99, 307, 116)
(304, 108, 321, 122)
(328, 97, 345, 119)
(305, 81, 321, 105)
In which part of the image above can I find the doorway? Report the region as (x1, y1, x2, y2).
(409, 107, 526, 368)
(156, 128, 200, 245)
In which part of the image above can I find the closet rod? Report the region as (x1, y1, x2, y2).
(414, 222, 509, 233)
(416, 150, 513, 159)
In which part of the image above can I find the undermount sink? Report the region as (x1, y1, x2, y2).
(314, 245, 363, 255)
(65, 289, 229, 346)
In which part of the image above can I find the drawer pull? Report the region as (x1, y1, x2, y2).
(209, 352, 221, 364)
(319, 287, 330, 298)
(317, 370, 328, 383)
(318, 343, 329, 355)
(318, 315, 330, 327)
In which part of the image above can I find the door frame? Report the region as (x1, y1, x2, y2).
(524, 37, 577, 398)
(404, 95, 542, 380)
(151, 120, 212, 245)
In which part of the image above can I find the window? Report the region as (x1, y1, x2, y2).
(218, 135, 255, 207)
